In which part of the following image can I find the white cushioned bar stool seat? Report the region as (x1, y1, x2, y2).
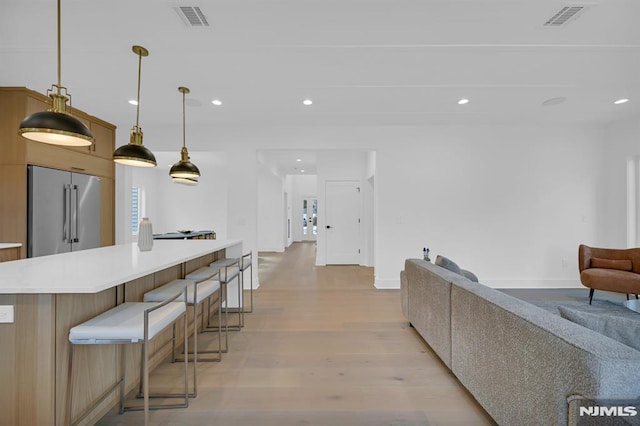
(69, 302, 185, 342)
(184, 266, 219, 283)
(144, 279, 222, 397)
(66, 287, 189, 426)
(144, 278, 220, 306)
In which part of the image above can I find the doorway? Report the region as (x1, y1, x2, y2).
(302, 198, 318, 241)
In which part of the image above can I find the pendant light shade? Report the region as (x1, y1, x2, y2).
(169, 147, 201, 178)
(172, 177, 199, 186)
(112, 129, 156, 167)
(113, 45, 157, 167)
(18, 0, 94, 147)
(169, 86, 200, 181)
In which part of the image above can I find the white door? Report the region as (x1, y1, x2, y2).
(325, 181, 360, 264)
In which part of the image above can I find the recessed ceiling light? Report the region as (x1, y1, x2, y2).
(128, 100, 138, 105)
(458, 98, 469, 105)
(301, 169, 305, 173)
(296, 158, 302, 162)
(614, 98, 629, 105)
(211, 99, 222, 106)
(303, 99, 313, 106)
(542, 97, 567, 106)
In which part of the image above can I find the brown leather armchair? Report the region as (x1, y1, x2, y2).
(578, 244, 640, 304)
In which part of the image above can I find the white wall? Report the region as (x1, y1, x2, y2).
(603, 117, 640, 248)
(373, 125, 606, 288)
(127, 152, 228, 239)
(117, 122, 610, 290)
(257, 160, 285, 252)
(316, 150, 369, 265)
(115, 164, 133, 244)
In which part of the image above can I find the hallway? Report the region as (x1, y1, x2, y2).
(97, 242, 494, 425)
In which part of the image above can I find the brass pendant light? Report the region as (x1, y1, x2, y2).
(172, 177, 199, 186)
(169, 86, 200, 182)
(113, 46, 157, 167)
(18, 0, 94, 147)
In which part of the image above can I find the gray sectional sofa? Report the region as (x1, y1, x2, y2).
(401, 259, 640, 426)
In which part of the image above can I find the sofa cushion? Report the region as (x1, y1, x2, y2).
(435, 255, 462, 275)
(558, 305, 640, 352)
(460, 269, 478, 282)
(590, 257, 633, 271)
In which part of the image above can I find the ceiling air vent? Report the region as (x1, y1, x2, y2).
(544, 5, 588, 26)
(175, 6, 210, 27)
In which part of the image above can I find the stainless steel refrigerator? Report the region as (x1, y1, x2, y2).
(27, 165, 101, 257)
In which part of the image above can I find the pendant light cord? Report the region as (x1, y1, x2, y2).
(56, 0, 62, 95)
(182, 90, 186, 149)
(135, 51, 142, 128)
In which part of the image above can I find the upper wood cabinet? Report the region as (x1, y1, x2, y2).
(0, 87, 116, 256)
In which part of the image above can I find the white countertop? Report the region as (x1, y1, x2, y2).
(0, 243, 22, 249)
(0, 239, 241, 294)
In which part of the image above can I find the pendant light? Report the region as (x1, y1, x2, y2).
(18, 0, 94, 147)
(112, 46, 157, 167)
(169, 86, 200, 181)
(172, 177, 199, 186)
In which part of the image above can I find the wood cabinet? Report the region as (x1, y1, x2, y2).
(0, 87, 116, 257)
(0, 246, 20, 262)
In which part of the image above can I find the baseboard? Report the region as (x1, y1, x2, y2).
(374, 278, 400, 289)
(258, 247, 285, 253)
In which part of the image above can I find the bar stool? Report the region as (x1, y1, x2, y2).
(185, 265, 226, 350)
(143, 278, 221, 397)
(67, 287, 188, 426)
(240, 252, 254, 314)
(209, 258, 242, 330)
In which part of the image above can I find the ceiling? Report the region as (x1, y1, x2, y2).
(258, 150, 318, 175)
(2, 0, 640, 173)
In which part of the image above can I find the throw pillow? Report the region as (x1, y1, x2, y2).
(590, 257, 633, 271)
(435, 255, 462, 275)
(461, 269, 479, 282)
(558, 305, 640, 352)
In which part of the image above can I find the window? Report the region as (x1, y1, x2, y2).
(131, 186, 141, 235)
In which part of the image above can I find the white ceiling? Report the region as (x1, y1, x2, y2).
(258, 150, 318, 175)
(2, 0, 640, 173)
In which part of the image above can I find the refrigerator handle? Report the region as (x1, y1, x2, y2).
(73, 185, 80, 243)
(63, 184, 71, 243)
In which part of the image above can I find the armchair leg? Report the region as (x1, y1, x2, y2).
(589, 289, 594, 305)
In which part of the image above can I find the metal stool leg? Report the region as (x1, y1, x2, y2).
(203, 292, 225, 354)
(243, 252, 253, 314)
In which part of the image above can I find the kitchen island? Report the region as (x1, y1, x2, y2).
(0, 239, 241, 426)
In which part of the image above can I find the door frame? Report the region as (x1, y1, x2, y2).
(324, 179, 361, 265)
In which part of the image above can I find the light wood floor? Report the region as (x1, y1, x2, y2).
(96, 242, 495, 426)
